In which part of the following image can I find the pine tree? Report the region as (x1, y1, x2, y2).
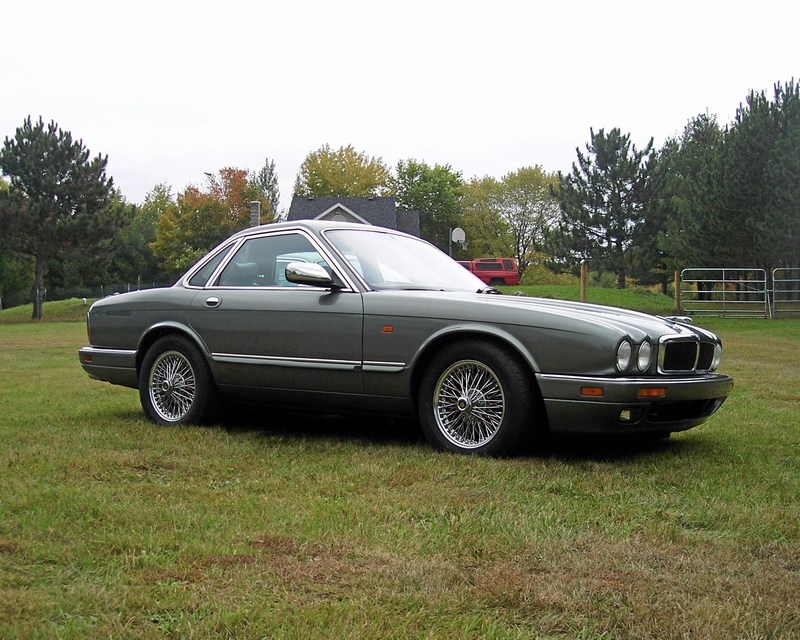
(550, 128, 659, 288)
(0, 117, 118, 319)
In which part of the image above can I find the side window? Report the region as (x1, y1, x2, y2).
(215, 233, 325, 287)
(502, 259, 513, 270)
(187, 245, 233, 287)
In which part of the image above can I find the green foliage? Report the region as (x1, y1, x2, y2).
(0, 117, 119, 318)
(293, 144, 390, 198)
(252, 157, 281, 221)
(462, 176, 512, 258)
(658, 114, 725, 268)
(550, 128, 661, 288)
(151, 169, 266, 276)
(391, 159, 464, 250)
(720, 80, 800, 270)
(462, 168, 559, 279)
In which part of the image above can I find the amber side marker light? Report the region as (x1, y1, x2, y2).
(638, 387, 667, 398)
(381, 325, 394, 333)
(581, 387, 604, 397)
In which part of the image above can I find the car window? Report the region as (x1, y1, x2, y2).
(326, 228, 484, 291)
(187, 244, 234, 287)
(215, 233, 326, 287)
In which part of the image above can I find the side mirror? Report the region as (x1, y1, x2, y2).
(285, 262, 343, 289)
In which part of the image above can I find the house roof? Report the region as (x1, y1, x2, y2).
(287, 196, 420, 236)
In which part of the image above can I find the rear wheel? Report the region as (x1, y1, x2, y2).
(139, 335, 217, 425)
(418, 340, 542, 456)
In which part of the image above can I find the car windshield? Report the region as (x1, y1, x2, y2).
(325, 228, 486, 291)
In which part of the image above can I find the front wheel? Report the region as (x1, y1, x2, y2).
(139, 335, 217, 425)
(418, 340, 543, 456)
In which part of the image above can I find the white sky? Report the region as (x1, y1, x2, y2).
(2, 0, 796, 211)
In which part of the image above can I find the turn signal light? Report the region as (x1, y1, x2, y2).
(638, 387, 666, 398)
(581, 386, 604, 397)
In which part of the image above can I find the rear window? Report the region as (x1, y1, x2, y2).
(475, 262, 502, 271)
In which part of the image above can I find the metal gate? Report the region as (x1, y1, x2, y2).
(772, 268, 800, 317)
(680, 269, 769, 318)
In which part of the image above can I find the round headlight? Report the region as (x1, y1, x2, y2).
(711, 343, 723, 370)
(637, 340, 653, 372)
(616, 340, 632, 372)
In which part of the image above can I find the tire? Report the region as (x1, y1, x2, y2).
(139, 335, 217, 425)
(418, 340, 542, 456)
(489, 278, 505, 287)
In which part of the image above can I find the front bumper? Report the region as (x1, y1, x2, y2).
(536, 372, 733, 434)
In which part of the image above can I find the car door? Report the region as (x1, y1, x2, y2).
(188, 230, 364, 394)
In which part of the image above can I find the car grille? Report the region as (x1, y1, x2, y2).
(659, 338, 716, 373)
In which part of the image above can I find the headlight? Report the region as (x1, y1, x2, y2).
(637, 340, 653, 372)
(616, 340, 632, 372)
(711, 343, 723, 370)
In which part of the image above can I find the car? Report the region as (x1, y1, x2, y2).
(458, 257, 520, 286)
(79, 220, 733, 456)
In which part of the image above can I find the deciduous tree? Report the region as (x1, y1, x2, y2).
(293, 144, 390, 198)
(151, 169, 267, 276)
(392, 160, 463, 251)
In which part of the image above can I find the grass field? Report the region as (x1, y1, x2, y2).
(1, 299, 798, 638)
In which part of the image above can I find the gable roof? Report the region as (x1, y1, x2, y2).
(287, 196, 420, 236)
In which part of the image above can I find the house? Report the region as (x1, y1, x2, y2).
(286, 196, 420, 237)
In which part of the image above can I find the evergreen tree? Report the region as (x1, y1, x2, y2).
(720, 80, 800, 270)
(252, 158, 280, 221)
(658, 114, 725, 269)
(0, 117, 118, 319)
(550, 128, 660, 288)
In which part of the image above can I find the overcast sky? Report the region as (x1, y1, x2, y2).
(2, 0, 796, 211)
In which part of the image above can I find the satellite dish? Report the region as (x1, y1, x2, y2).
(451, 227, 466, 243)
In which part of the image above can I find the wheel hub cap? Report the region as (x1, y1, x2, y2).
(149, 351, 196, 422)
(434, 360, 505, 449)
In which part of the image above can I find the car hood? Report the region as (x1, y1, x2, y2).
(364, 290, 713, 343)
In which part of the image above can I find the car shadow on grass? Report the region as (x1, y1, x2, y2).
(547, 431, 715, 463)
(213, 404, 711, 462)
(218, 404, 428, 450)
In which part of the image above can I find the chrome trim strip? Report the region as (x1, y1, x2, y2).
(363, 360, 405, 373)
(81, 347, 137, 357)
(212, 352, 361, 371)
(658, 335, 702, 374)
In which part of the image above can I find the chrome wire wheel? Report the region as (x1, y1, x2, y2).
(433, 359, 505, 449)
(148, 350, 196, 422)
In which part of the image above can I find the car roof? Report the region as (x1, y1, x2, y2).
(227, 219, 411, 241)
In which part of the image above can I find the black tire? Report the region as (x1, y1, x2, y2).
(489, 278, 505, 287)
(139, 335, 217, 425)
(417, 340, 543, 456)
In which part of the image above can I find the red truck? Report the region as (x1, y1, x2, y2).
(457, 258, 519, 286)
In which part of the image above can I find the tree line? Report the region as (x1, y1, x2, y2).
(1, 80, 798, 318)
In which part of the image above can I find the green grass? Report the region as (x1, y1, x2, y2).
(501, 284, 678, 315)
(1, 311, 799, 637)
(0, 297, 94, 323)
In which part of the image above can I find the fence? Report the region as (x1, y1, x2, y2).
(680, 268, 800, 318)
(772, 268, 800, 317)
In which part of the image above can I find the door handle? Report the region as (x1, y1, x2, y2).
(205, 297, 221, 308)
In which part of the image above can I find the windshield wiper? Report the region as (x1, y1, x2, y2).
(476, 287, 502, 295)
